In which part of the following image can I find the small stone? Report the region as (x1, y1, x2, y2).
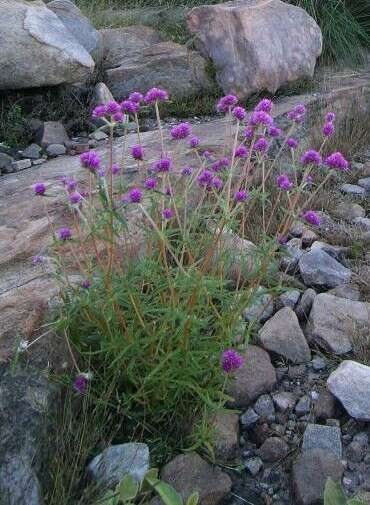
(288, 364, 306, 379)
(292, 449, 344, 505)
(328, 361, 370, 421)
(279, 238, 304, 274)
(313, 389, 339, 420)
(272, 392, 296, 413)
(347, 441, 367, 463)
(37, 121, 69, 147)
(254, 395, 275, 418)
(276, 289, 301, 311)
(87, 443, 149, 489)
(240, 408, 259, 427)
(11, 159, 32, 171)
(340, 184, 366, 196)
(257, 437, 289, 463)
(301, 228, 318, 248)
(0, 152, 14, 173)
(295, 288, 316, 321)
(310, 241, 350, 262)
(32, 159, 46, 166)
(327, 285, 361, 301)
(245, 457, 263, 476)
(326, 419, 340, 428)
(333, 201, 365, 221)
(295, 395, 311, 416)
(89, 130, 108, 141)
(302, 424, 342, 458)
(211, 412, 239, 461)
(46, 144, 66, 156)
(242, 286, 274, 324)
(311, 356, 326, 371)
(69, 142, 90, 154)
(22, 143, 42, 160)
(299, 249, 351, 290)
(353, 217, 370, 231)
(358, 177, 370, 191)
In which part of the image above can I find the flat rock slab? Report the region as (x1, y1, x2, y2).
(258, 307, 311, 363)
(306, 293, 370, 355)
(299, 249, 351, 289)
(302, 424, 342, 458)
(327, 360, 370, 421)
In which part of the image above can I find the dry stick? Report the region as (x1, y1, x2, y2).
(64, 329, 80, 373)
(225, 119, 240, 212)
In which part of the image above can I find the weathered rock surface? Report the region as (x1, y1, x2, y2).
(302, 424, 342, 458)
(36, 121, 70, 148)
(327, 361, 370, 421)
(306, 294, 370, 355)
(242, 286, 274, 324)
(299, 249, 351, 289)
(47, 0, 102, 61)
(333, 201, 365, 221)
(211, 412, 239, 461)
(226, 345, 276, 408)
(257, 436, 289, 463)
(295, 288, 316, 321)
(187, 0, 322, 98)
(87, 443, 150, 489)
(258, 307, 311, 363)
(0, 0, 94, 90)
(160, 453, 231, 505)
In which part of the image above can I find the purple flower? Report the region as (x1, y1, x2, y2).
(232, 106, 246, 121)
(303, 210, 321, 226)
(234, 145, 248, 158)
(212, 176, 223, 190)
(162, 208, 173, 219)
(69, 192, 82, 204)
(255, 99, 273, 113)
(81, 279, 91, 289)
(300, 150, 322, 166)
(105, 101, 121, 115)
(111, 163, 120, 175)
(129, 92, 143, 103)
(294, 104, 306, 115)
(128, 187, 143, 203)
(121, 100, 140, 115)
(234, 189, 248, 202)
(278, 234, 289, 245)
(80, 151, 101, 170)
(92, 105, 106, 119)
(131, 145, 144, 160)
(244, 127, 255, 139)
(73, 375, 88, 394)
(171, 122, 192, 140)
(57, 227, 72, 241)
(286, 137, 299, 149)
(326, 112, 336, 122)
(181, 166, 193, 176)
(144, 177, 157, 190)
(211, 157, 230, 172)
(32, 255, 46, 266)
(33, 182, 46, 195)
(216, 95, 238, 113)
(189, 136, 200, 148)
(254, 137, 269, 152)
(113, 111, 125, 123)
(197, 169, 214, 188)
(288, 103, 306, 123)
(221, 349, 244, 373)
(325, 152, 349, 171)
(65, 178, 77, 191)
(203, 150, 213, 159)
(268, 126, 281, 138)
(250, 111, 273, 127)
(276, 174, 293, 191)
(152, 157, 172, 173)
(323, 122, 335, 137)
(144, 87, 169, 104)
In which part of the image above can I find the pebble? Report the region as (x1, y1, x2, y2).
(295, 395, 311, 416)
(11, 159, 31, 171)
(46, 144, 66, 156)
(240, 408, 259, 428)
(89, 130, 108, 141)
(340, 184, 366, 196)
(254, 394, 275, 418)
(245, 457, 263, 476)
(311, 356, 326, 371)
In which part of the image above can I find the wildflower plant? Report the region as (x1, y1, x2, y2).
(36, 90, 347, 448)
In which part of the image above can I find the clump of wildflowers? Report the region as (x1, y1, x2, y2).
(300, 150, 322, 166)
(254, 137, 269, 152)
(234, 190, 248, 202)
(277, 174, 293, 190)
(69, 192, 82, 205)
(303, 210, 321, 226)
(325, 152, 349, 171)
(232, 106, 246, 121)
(221, 349, 244, 373)
(121, 100, 140, 115)
(80, 151, 100, 171)
(250, 111, 273, 127)
(216, 95, 238, 113)
(145, 177, 157, 190)
(189, 136, 200, 148)
(129, 91, 143, 103)
(323, 122, 335, 137)
(127, 188, 143, 203)
(131, 145, 144, 160)
(162, 208, 174, 219)
(286, 138, 299, 149)
(170, 123, 192, 140)
(57, 227, 72, 241)
(255, 98, 273, 113)
(144, 88, 168, 104)
(234, 145, 248, 158)
(33, 182, 46, 196)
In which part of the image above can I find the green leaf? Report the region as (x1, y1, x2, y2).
(324, 478, 347, 505)
(117, 474, 140, 502)
(141, 468, 160, 493)
(348, 500, 366, 505)
(151, 480, 183, 505)
(98, 490, 117, 505)
(186, 491, 199, 505)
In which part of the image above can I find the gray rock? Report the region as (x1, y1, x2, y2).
(272, 392, 296, 412)
(358, 177, 370, 191)
(292, 449, 344, 505)
(333, 201, 365, 221)
(310, 241, 350, 262)
(254, 394, 275, 418)
(295, 395, 311, 416)
(47, 0, 103, 61)
(276, 289, 301, 310)
(87, 443, 149, 489)
(313, 389, 339, 421)
(279, 238, 304, 274)
(0, 152, 15, 173)
(311, 356, 326, 371)
(327, 360, 370, 421)
(245, 457, 263, 476)
(22, 144, 42, 160)
(240, 408, 259, 427)
(353, 217, 370, 231)
(46, 144, 66, 156)
(0, 365, 55, 505)
(160, 453, 232, 505)
(32, 159, 46, 166)
(89, 130, 108, 141)
(299, 249, 351, 289)
(226, 345, 276, 408)
(11, 159, 32, 172)
(211, 412, 239, 461)
(295, 288, 316, 321)
(257, 437, 289, 463)
(340, 184, 366, 196)
(302, 424, 342, 458)
(301, 228, 318, 248)
(327, 285, 361, 301)
(306, 294, 370, 355)
(187, 0, 322, 99)
(0, 0, 94, 90)
(242, 286, 274, 324)
(37, 121, 69, 147)
(92, 82, 114, 106)
(258, 307, 311, 363)
(347, 440, 367, 463)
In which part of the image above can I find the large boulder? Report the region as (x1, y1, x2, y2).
(0, 0, 94, 90)
(47, 0, 103, 62)
(299, 249, 351, 289)
(187, 0, 322, 98)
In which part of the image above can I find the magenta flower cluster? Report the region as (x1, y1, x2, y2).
(325, 152, 349, 171)
(221, 349, 244, 373)
(80, 151, 101, 171)
(300, 150, 322, 166)
(171, 122, 192, 140)
(217, 95, 238, 113)
(303, 210, 321, 226)
(277, 174, 293, 191)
